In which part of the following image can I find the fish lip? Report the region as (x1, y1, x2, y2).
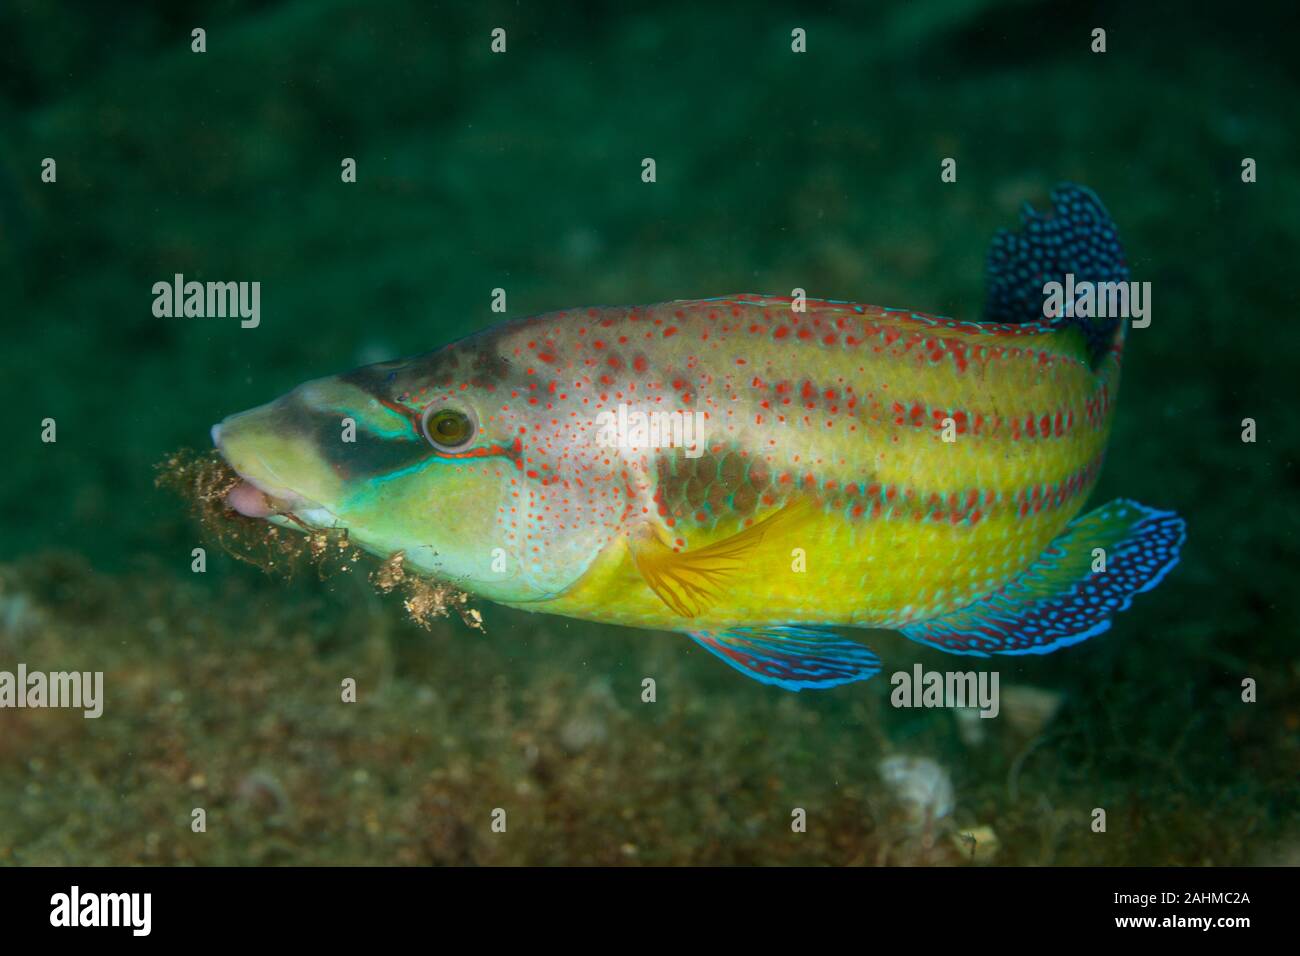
(210, 422, 325, 517)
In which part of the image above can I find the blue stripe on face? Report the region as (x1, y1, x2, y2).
(326, 400, 416, 440)
(367, 455, 444, 486)
(286, 385, 431, 480)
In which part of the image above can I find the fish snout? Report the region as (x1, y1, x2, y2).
(210, 404, 332, 519)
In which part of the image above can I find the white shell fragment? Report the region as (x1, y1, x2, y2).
(878, 754, 955, 829)
(1001, 684, 1064, 738)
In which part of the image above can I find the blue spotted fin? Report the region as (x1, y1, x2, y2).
(984, 183, 1129, 365)
(900, 499, 1185, 656)
(689, 625, 881, 691)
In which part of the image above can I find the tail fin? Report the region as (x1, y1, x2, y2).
(983, 183, 1128, 365)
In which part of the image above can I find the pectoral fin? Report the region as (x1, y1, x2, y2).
(631, 500, 809, 618)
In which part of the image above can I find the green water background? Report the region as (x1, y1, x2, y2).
(0, 0, 1296, 864)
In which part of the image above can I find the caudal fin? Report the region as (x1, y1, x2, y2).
(899, 499, 1185, 656)
(984, 183, 1129, 365)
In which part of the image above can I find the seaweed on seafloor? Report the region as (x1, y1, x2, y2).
(153, 448, 483, 632)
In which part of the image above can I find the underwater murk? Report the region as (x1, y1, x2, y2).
(1, 1, 1297, 869)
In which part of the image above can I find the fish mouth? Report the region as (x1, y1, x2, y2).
(225, 476, 302, 518)
(210, 423, 324, 520)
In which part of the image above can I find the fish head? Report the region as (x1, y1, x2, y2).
(211, 328, 617, 604)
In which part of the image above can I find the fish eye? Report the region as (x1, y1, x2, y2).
(422, 405, 476, 451)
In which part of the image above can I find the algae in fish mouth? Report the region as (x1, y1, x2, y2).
(154, 448, 484, 631)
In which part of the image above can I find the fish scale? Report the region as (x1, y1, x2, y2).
(510, 293, 1116, 628)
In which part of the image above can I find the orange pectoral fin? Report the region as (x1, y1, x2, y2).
(631, 499, 812, 618)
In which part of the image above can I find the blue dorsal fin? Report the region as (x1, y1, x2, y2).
(900, 499, 1185, 656)
(689, 625, 881, 691)
(984, 183, 1129, 364)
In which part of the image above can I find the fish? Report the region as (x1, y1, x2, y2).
(211, 184, 1185, 691)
